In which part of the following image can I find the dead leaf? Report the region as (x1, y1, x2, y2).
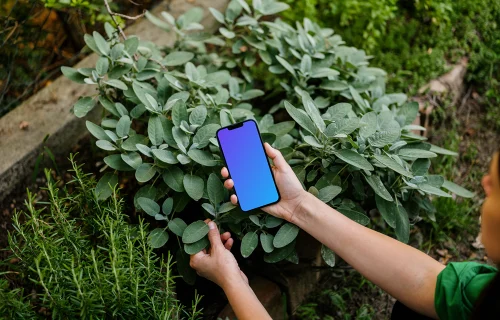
(472, 233, 484, 249)
(436, 249, 448, 257)
(19, 121, 29, 130)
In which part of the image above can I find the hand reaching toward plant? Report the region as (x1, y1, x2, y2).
(190, 220, 247, 288)
(190, 220, 271, 320)
(221, 143, 306, 223)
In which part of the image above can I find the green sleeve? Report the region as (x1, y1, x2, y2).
(434, 261, 497, 320)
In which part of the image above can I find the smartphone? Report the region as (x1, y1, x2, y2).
(216, 119, 280, 212)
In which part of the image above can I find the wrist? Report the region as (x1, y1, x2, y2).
(290, 191, 319, 227)
(221, 276, 249, 293)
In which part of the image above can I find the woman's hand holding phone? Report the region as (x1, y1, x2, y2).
(221, 143, 307, 223)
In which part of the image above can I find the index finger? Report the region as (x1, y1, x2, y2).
(221, 167, 229, 178)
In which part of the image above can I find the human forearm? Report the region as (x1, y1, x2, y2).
(223, 280, 271, 320)
(293, 192, 444, 318)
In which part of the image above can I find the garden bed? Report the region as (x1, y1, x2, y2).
(2, 0, 496, 318)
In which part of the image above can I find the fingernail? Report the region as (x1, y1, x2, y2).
(208, 221, 216, 229)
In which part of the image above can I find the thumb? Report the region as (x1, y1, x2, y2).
(264, 143, 288, 170)
(207, 221, 223, 250)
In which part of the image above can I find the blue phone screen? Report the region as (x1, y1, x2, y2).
(217, 120, 279, 211)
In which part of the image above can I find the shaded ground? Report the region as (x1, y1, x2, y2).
(296, 84, 498, 319)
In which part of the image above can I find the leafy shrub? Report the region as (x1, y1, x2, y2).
(280, 0, 500, 126)
(2, 157, 202, 319)
(63, 0, 472, 283)
(282, 0, 398, 51)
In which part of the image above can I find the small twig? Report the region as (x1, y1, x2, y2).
(149, 58, 168, 71)
(103, 0, 145, 20)
(103, 0, 145, 40)
(457, 86, 472, 114)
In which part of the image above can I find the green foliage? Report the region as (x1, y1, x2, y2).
(0, 279, 37, 319)
(280, 0, 500, 126)
(3, 157, 202, 319)
(296, 286, 375, 320)
(64, 0, 472, 282)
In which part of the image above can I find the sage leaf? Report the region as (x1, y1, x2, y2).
(321, 244, 336, 267)
(104, 154, 134, 171)
(86, 121, 109, 141)
(184, 237, 209, 254)
(162, 166, 185, 192)
(183, 174, 204, 201)
(74, 97, 96, 118)
(162, 197, 174, 216)
(333, 149, 374, 171)
(398, 149, 437, 159)
(93, 31, 110, 55)
(189, 105, 207, 126)
(208, 173, 225, 206)
(61, 66, 85, 83)
(273, 223, 299, 248)
(96, 140, 116, 151)
(268, 121, 295, 137)
(182, 220, 210, 244)
(148, 116, 163, 146)
(276, 56, 296, 78)
(411, 159, 431, 176)
(264, 240, 296, 263)
(138, 197, 160, 216)
(429, 144, 458, 156)
(135, 163, 156, 183)
(163, 51, 195, 66)
(260, 233, 275, 253)
(265, 215, 283, 228)
(116, 115, 131, 138)
(418, 184, 451, 197)
(209, 8, 225, 24)
(152, 149, 178, 164)
(337, 207, 370, 226)
(284, 101, 316, 135)
(241, 231, 258, 258)
(375, 195, 396, 228)
(364, 174, 393, 201)
(318, 186, 342, 202)
(359, 112, 377, 138)
(173, 127, 189, 153)
(193, 124, 220, 148)
(121, 152, 142, 169)
(394, 205, 410, 243)
(373, 154, 413, 178)
(442, 180, 474, 198)
(96, 57, 109, 75)
(303, 95, 325, 132)
(249, 215, 260, 226)
(188, 150, 218, 166)
(201, 203, 216, 216)
(218, 202, 236, 213)
(148, 228, 169, 248)
(104, 79, 128, 90)
(172, 100, 188, 126)
(95, 172, 118, 200)
(169, 218, 187, 237)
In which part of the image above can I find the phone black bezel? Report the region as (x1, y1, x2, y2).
(215, 119, 281, 212)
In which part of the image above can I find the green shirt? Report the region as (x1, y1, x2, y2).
(435, 261, 497, 320)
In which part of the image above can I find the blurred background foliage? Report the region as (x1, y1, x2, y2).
(281, 0, 500, 127)
(0, 0, 155, 117)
